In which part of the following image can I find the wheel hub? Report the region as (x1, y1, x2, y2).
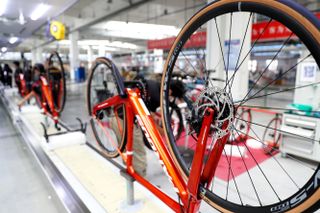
(192, 86, 234, 139)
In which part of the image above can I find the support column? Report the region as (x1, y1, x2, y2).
(98, 45, 105, 57)
(69, 31, 79, 81)
(35, 46, 43, 64)
(87, 45, 93, 69)
(153, 49, 163, 73)
(206, 9, 252, 101)
(31, 49, 37, 65)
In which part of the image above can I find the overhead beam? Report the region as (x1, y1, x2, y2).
(71, 0, 153, 33)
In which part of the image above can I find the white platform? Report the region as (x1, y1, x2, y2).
(0, 85, 171, 213)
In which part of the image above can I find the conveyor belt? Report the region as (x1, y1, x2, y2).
(0, 87, 89, 213)
(0, 85, 171, 213)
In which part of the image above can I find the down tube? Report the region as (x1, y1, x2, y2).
(127, 89, 189, 203)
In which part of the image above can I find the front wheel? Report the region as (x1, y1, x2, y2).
(161, 0, 320, 212)
(87, 57, 126, 158)
(47, 51, 66, 113)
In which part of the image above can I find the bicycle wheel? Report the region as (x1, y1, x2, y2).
(262, 116, 282, 155)
(47, 51, 66, 113)
(161, 0, 320, 212)
(87, 57, 126, 158)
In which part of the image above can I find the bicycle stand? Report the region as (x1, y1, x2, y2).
(119, 169, 143, 212)
(41, 117, 87, 143)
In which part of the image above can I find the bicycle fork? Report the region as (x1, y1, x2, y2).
(187, 108, 230, 212)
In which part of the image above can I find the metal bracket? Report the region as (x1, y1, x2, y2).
(41, 117, 87, 143)
(120, 169, 135, 205)
(40, 122, 49, 142)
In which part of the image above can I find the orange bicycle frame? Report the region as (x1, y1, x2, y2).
(92, 87, 229, 212)
(39, 76, 59, 124)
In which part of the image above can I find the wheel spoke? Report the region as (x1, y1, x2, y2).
(222, 146, 244, 205)
(234, 118, 316, 171)
(225, 12, 233, 94)
(181, 51, 200, 76)
(237, 33, 293, 107)
(235, 116, 320, 143)
(225, 13, 253, 91)
(229, 18, 273, 87)
(230, 127, 263, 206)
(247, 124, 300, 188)
(214, 17, 227, 71)
(239, 105, 320, 114)
(237, 53, 311, 106)
(233, 125, 281, 202)
(234, 81, 320, 105)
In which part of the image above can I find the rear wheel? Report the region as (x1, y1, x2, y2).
(161, 0, 320, 212)
(87, 57, 126, 158)
(47, 51, 66, 113)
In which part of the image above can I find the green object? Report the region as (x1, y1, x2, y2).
(287, 103, 313, 116)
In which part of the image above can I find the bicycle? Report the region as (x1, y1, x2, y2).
(18, 51, 66, 129)
(262, 113, 282, 154)
(229, 107, 252, 143)
(87, 0, 320, 212)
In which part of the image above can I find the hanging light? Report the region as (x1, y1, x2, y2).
(0, 0, 7, 16)
(1, 47, 7, 52)
(30, 3, 50, 21)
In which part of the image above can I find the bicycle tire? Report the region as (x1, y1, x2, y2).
(161, 0, 320, 212)
(87, 57, 126, 158)
(262, 116, 282, 154)
(47, 51, 66, 113)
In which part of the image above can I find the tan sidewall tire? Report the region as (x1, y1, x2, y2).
(160, 0, 320, 212)
(86, 57, 126, 158)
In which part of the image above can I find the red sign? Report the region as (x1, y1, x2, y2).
(148, 13, 320, 49)
(147, 31, 206, 50)
(251, 21, 293, 41)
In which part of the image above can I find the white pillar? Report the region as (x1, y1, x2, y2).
(98, 45, 105, 57)
(87, 45, 93, 69)
(35, 46, 43, 63)
(206, 10, 252, 101)
(69, 31, 79, 81)
(154, 49, 163, 73)
(31, 49, 37, 65)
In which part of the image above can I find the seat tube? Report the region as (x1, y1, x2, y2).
(125, 103, 135, 174)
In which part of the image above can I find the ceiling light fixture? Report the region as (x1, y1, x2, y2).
(9, 37, 18, 44)
(1, 47, 7, 52)
(19, 9, 26, 25)
(30, 3, 50, 21)
(101, 21, 180, 40)
(0, 0, 7, 16)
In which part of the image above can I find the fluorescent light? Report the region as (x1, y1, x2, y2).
(0, 0, 7, 16)
(9, 37, 18, 44)
(99, 21, 180, 40)
(19, 9, 26, 25)
(30, 3, 50, 21)
(1, 47, 7, 52)
(56, 39, 138, 50)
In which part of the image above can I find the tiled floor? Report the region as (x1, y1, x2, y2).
(0, 101, 66, 213)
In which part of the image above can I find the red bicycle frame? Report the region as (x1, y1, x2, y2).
(38, 76, 59, 124)
(92, 87, 230, 212)
(19, 73, 28, 97)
